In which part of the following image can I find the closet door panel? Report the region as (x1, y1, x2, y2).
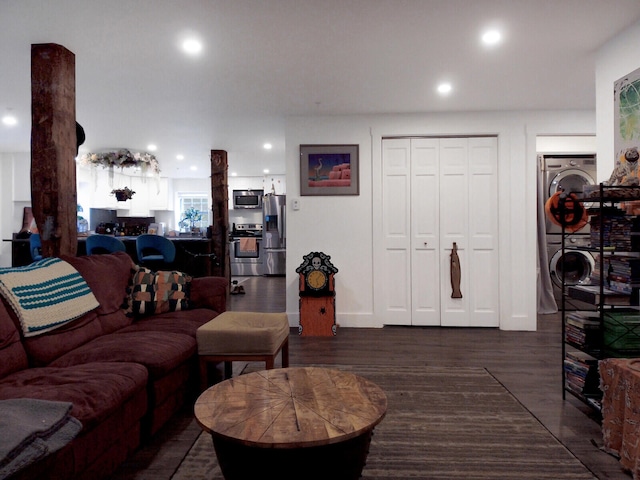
(439, 139, 468, 247)
(470, 249, 499, 325)
(440, 246, 469, 326)
(383, 248, 412, 319)
(380, 139, 412, 325)
(439, 138, 469, 326)
(469, 137, 498, 251)
(468, 137, 499, 326)
(411, 248, 439, 325)
(411, 139, 440, 325)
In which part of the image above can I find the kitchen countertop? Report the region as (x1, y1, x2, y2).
(6, 233, 216, 276)
(6, 234, 212, 243)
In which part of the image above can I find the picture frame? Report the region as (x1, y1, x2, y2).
(614, 66, 640, 166)
(299, 144, 359, 196)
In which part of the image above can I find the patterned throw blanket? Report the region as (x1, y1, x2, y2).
(0, 258, 99, 337)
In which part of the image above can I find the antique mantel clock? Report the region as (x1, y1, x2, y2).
(296, 251, 338, 336)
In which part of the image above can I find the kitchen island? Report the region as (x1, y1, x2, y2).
(7, 234, 217, 277)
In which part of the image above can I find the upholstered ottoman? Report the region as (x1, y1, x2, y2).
(197, 311, 290, 390)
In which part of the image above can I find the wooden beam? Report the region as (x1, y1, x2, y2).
(30, 43, 77, 258)
(210, 150, 230, 283)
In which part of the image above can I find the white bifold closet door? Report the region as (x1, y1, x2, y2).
(378, 137, 499, 327)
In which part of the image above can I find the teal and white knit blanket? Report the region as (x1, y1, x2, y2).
(0, 258, 99, 337)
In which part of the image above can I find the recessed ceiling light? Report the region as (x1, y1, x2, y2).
(182, 38, 203, 55)
(147, 144, 157, 152)
(2, 115, 17, 126)
(263, 169, 270, 174)
(231, 172, 238, 177)
(263, 143, 272, 150)
(437, 83, 452, 95)
(176, 154, 184, 160)
(190, 165, 198, 171)
(482, 29, 502, 46)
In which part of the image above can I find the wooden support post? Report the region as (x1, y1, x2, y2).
(210, 150, 230, 283)
(30, 43, 78, 258)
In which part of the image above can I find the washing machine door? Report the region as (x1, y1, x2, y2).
(548, 248, 595, 289)
(546, 169, 595, 233)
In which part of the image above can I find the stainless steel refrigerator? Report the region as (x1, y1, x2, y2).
(262, 194, 286, 275)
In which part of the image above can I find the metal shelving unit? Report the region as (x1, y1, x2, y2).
(561, 184, 640, 410)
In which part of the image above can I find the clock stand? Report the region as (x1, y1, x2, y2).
(296, 251, 338, 336)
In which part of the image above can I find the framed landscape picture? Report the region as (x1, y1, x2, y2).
(299, 144, 359, 196)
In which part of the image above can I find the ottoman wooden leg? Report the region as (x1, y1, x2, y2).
(282, 337, 289, 368)
(199, 357, 209, 392)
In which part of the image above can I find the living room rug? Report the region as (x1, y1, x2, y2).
(171, 365, 596, 479)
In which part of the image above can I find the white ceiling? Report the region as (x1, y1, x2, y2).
(1, 0, 640, 178)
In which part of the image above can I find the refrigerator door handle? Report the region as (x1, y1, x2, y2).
(280, 205, 286, 247)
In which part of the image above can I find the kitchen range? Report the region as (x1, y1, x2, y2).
(229, 223, 263, 276)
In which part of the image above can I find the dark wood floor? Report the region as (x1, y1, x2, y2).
(109, 276, 630, 480)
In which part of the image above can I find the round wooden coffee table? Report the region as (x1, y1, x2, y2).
(194, 366, 387, 480)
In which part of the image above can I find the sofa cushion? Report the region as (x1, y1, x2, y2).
(127, 268, 191, 317)
(0, 362, 148, 432)
(189, 276, 228, 313)
(61, 252, 134, 317)
(118, 308, 217, 338)
(22, 311, 102, 367)
(0, 299, 28, 377)
(49, 331, 197, 378)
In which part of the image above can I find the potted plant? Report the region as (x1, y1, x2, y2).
(179, 207, 202, 234)
(111, 186, 136, 201)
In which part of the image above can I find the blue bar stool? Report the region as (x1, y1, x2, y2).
(86, 235, 126, 255)
(135, 234, 176, 269)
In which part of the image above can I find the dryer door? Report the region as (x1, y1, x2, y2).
(546, 168, 595, 233)
(548, 248, 595, 289)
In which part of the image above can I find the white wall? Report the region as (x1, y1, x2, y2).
(596, 21, 640, 182)
(285, 111, 595, 331)
(0, 152, 31, 267)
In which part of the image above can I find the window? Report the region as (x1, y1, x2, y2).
(177, 194, 211, 231)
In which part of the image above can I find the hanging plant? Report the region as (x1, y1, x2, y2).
(79, 149, 161, 189)
(111, 186, 136, 201)
(80, 149, 160, 174)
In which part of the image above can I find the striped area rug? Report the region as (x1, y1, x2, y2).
(173, 365, 596, 480)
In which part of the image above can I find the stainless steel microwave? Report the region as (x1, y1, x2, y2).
(232, 190, 264, 209)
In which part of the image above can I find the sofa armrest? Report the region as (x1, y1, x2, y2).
(190, 276, 228, 313)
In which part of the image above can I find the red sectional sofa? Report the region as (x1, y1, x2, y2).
(0, 252, 227, 480)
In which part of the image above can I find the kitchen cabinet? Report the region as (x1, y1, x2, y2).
(148, 177, 172, 210)
(89, 170, 127, 209)
(126, 176, 150, 216)
(376, 137, 499, 327)
(77, 165, 172, 215)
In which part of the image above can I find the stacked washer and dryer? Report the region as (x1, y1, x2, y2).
(542, 154, 597, 304)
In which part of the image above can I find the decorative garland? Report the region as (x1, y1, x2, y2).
(79, 149, 160, 175)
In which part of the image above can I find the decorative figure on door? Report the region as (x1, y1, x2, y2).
(450, 242, 462, 299)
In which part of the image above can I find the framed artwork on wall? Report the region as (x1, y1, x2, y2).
(299, 144, 359, 196)
(613, 66, 640, 174)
